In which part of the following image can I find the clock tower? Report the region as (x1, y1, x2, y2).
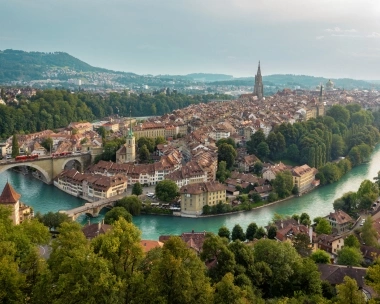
(125, 115, 136, 163)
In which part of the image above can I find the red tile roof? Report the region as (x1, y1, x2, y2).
(0, 182, 21, 204)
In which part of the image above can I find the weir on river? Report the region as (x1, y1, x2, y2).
(1, 145, 380, 240)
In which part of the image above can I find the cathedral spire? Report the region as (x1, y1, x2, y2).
(253, 60, 264, 99)
(128, 107, 134, 138)
(257, 61, 261, 75)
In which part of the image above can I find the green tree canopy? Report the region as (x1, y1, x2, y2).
(104, 206, 132, 224)
(247, 129, 266, 155)
(218, 226, 231, 240)
(310, 249, 331, 264)
(337, 246, 363, 266)
(246, 222, 258, 241)
(315, 218, 332, 235)
(218, 143, 237, 169)
(336, 276, 366, 304)
(155, 180, 179, 202)
(131, 181, 143, 196)
(139, 144, 151, 163)
(115, 195, 142, 216)
(272, 170, 293, 199)
(231, 224, 246, 241)
(344, 234, 360, 248)
(361, 216, 378, 247)
(11, 133, 19, 158)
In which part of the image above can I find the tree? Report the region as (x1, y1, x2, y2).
(257, 141, 270, 160)
(218, 226, 231, 240)
(310, 249, 331, 264)
(315, 218, 332, 235)
(254, 227, 267, 239)
(361, 216, 378, 247)
(366, 257, 380, 295)
(213, 273, 251, 304)
(155, 180, 179, 202)
(331, 134, 345, 160)
(300, 212, 311, 226)
(293, 233, 311, 257)
(216, 161, 230, 183)
(216, 137, 236, 149)
(337, 247, 363, 266)
(253, 161, 263, 176)
(287, 144, 300, 162)
(231, 224, 246, 241)
(267, 225, 277, 239)
(137, 137, 155, 152)
(132, 182, 143, 196)
(218, 143, 237, 169)
(247, 129, 266, 155)
(91, 218, 145, 302)
(115, 195, 142, 216)
(200, 234, 236, 282)
(246, 222, 258, 241)
(344, 234, 360, 248)
(272, 171, 293, 199)
(336, 276, 366, 304)
(104, 206, 132, 224)
(145, 236, 213, 303)
(11, 133, 19, 158)
(139, 144, 151, 163)
(253, 239, 309, 298)
(327, 105, 350, 125)
(155, 136, 167, 146)
(41, 137, 53, 152)
(38, 211, 71, 231)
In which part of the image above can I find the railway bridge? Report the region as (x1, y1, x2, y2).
(0, 153, 92, 184)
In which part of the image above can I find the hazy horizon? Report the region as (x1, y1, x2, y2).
(2, 0, 380, 80)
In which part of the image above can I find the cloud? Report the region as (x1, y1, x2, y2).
(367, 32, 380, 38)
(325, 27, 357, 33)
(315, 36, 324, 40)
(331, 34, 360, 38)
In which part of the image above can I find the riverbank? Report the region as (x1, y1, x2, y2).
(3, 144, 380, 240)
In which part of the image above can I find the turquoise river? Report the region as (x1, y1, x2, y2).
(1, 145, 380, 240)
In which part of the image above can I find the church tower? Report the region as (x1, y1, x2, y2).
(0, 182, 20, 225)
(125, 113, 136, 163)
(253, 61, 264, 99)
(317, 85, 325, 117)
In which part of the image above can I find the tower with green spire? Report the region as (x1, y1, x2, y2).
(126, 110, 136, 162)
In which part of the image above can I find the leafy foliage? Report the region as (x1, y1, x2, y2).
(155, 180, 179, 202)
(104, 206, 132, 224)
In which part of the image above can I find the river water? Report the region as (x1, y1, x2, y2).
(1, 145, 380, 240)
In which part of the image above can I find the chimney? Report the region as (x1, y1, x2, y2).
(98, 221, 101, 231)
(281, 220, 283, 229)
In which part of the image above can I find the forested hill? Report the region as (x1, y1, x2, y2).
(0, 49, 117, 82)
(0, 89, 232, 139)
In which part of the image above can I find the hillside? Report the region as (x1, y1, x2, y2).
(0, 49, 112, 82)
(210, 74, 379, 90)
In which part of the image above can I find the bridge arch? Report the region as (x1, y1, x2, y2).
(0, 163, 50, 183)
(60, 157, 84, 172)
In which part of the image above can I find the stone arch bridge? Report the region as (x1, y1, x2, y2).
(60, 193, 126, 220)
(0, 153, 92, 184)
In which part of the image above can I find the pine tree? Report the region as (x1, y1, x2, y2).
(11, 133, 19, 158)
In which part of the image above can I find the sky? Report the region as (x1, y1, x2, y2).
(1, 0, 380, 80)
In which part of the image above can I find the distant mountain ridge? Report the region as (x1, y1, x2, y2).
(0, 49, 378, 90)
